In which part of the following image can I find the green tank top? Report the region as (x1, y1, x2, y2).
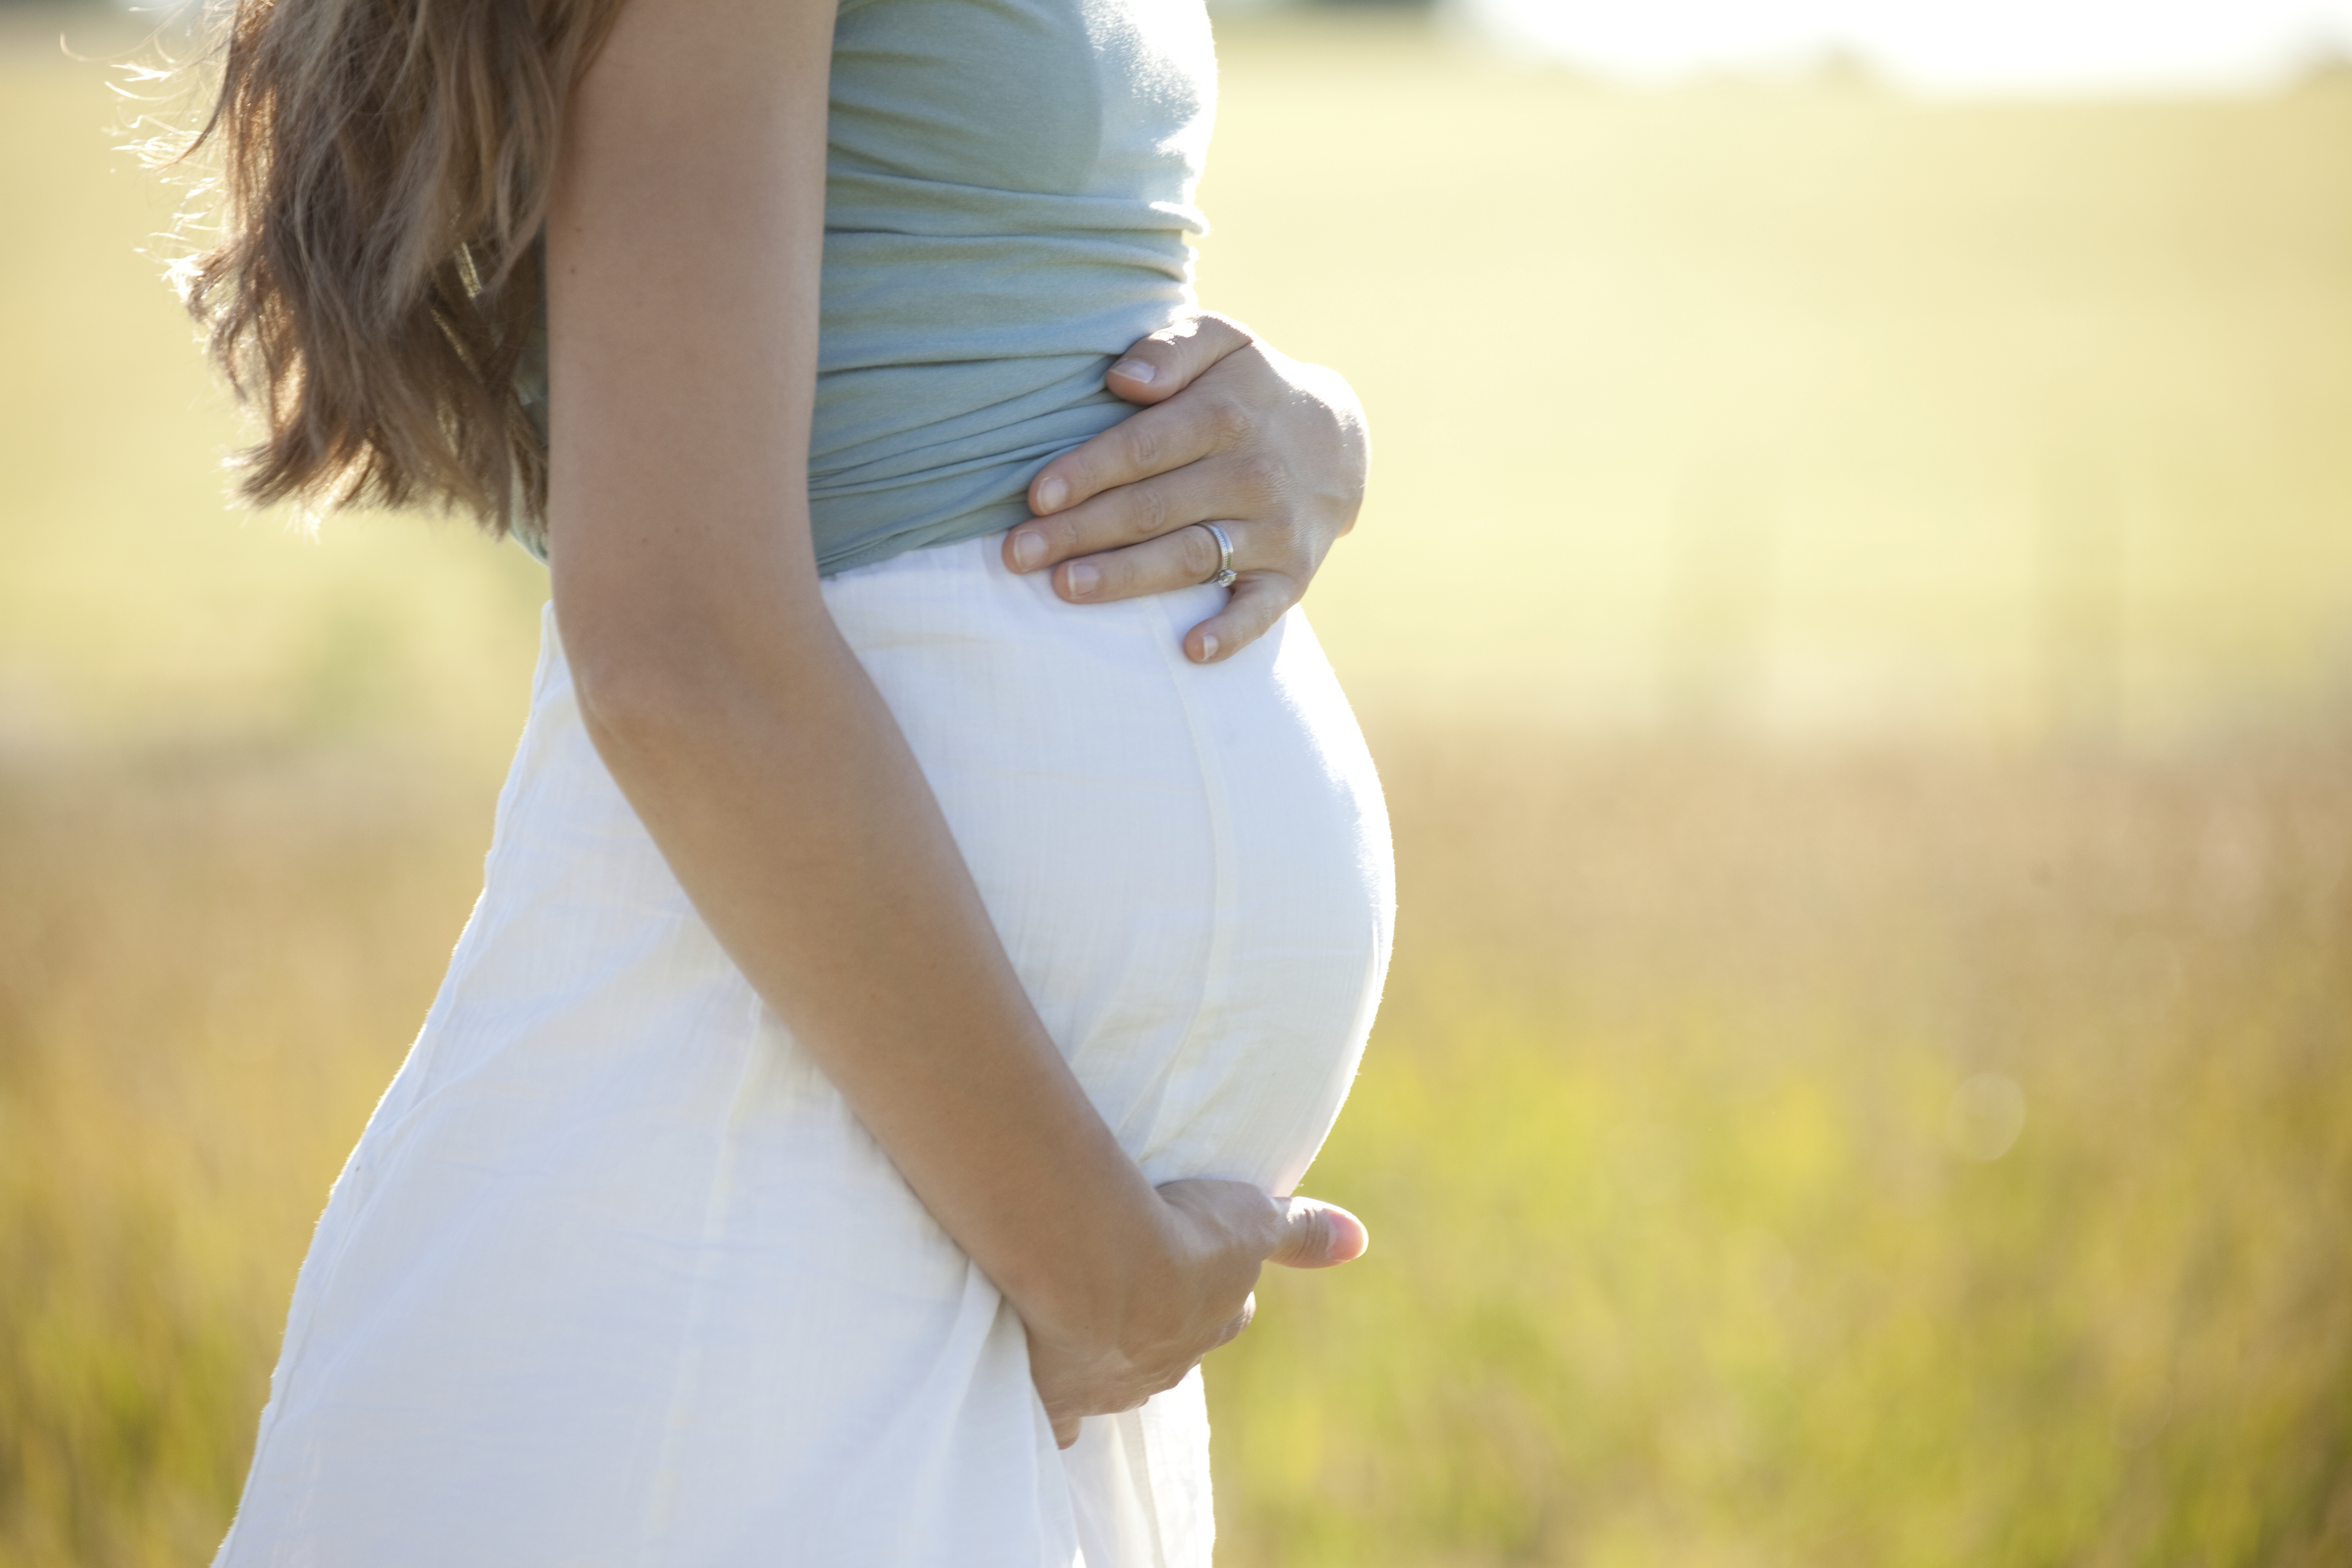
(517, 0, 1217, 572)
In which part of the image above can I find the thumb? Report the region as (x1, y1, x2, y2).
(1265, 1197, 1369, 1270)
(1104, 312, 1256, 405)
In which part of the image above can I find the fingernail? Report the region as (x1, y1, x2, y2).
(1065, 562, 1099, 598)
(1109, 358, 1156, 385)
(1196, 633, 1218, 663)
(1034, 475, 1068, 513)
(1011, 530, 1045, 570)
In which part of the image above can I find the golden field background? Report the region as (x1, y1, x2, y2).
(3, 6, 2349, 1565)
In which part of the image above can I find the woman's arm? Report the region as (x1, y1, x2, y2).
(1004, 315, 1370, 663)
(544, 0, 1357, 1443)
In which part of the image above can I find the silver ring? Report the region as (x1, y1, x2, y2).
(1200, 522, 1237, 588)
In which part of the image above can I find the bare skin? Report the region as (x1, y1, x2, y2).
(545, 0, 1365, 1448)
(1010, 314, 1370, 665)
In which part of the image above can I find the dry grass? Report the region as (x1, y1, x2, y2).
(0, 750, 483, 1565)
(1217, 719, 2352, 1565)
(3, 726, 2349, 1565)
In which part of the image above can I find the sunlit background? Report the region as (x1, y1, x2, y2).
(3, 0, 2348, 1563)
(1452, 0, 2352, 95)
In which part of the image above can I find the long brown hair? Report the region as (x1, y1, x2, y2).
(176, 0, 626, 537)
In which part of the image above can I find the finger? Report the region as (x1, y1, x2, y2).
(1102, 312, 1256, 406)
(1011, 451, 1269, 576)
(1266, 1197, 1369, 1270)
(1018, 388, 1240, 529)
(1051, 520, 1230, 606)
(1183, 571, 1297, 665)
(1053, 1413, 1081, 1450)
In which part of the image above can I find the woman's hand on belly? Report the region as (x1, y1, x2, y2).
(1024, 1181, 1369, 1448)
(999, 313, 1369, 666)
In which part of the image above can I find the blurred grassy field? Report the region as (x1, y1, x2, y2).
(3, 7, 2350, 1566)
(1202, 21, 2352, 738)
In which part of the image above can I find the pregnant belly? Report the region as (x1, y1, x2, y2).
(217, 539, 1390, 1566)
(827, 534, 1396, 1194)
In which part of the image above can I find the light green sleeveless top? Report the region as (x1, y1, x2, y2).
(518, 0, 1217, 573)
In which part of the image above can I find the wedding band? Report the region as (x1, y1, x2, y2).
(1200, 522, 1237, 588)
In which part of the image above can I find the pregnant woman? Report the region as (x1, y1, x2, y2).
(187, 0, 1391, 1561)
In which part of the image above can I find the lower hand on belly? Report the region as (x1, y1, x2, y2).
(1023, 1179, 1369, 1448)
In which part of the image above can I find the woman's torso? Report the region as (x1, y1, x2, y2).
(522, 0, 1218, 571)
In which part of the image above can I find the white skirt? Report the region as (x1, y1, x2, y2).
(214, 535, 1394, 1568)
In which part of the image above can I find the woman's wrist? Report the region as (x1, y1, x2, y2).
(1010, 1182, 1274, 1375)
(988, 1174, 1187, 1348)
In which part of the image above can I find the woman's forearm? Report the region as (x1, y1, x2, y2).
(565, 597, 1191, 1343)
(542, 0, 1229, 1377)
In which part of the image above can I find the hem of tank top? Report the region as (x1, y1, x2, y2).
(506, 513, 1022, 578)
(817, 516, 1020, 580)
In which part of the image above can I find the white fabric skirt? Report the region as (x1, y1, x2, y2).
(215, 535, 1395, 1568)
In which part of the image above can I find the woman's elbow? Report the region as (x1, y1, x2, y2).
(556, 582, 838, 770)
(559, 597, 735, 764)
